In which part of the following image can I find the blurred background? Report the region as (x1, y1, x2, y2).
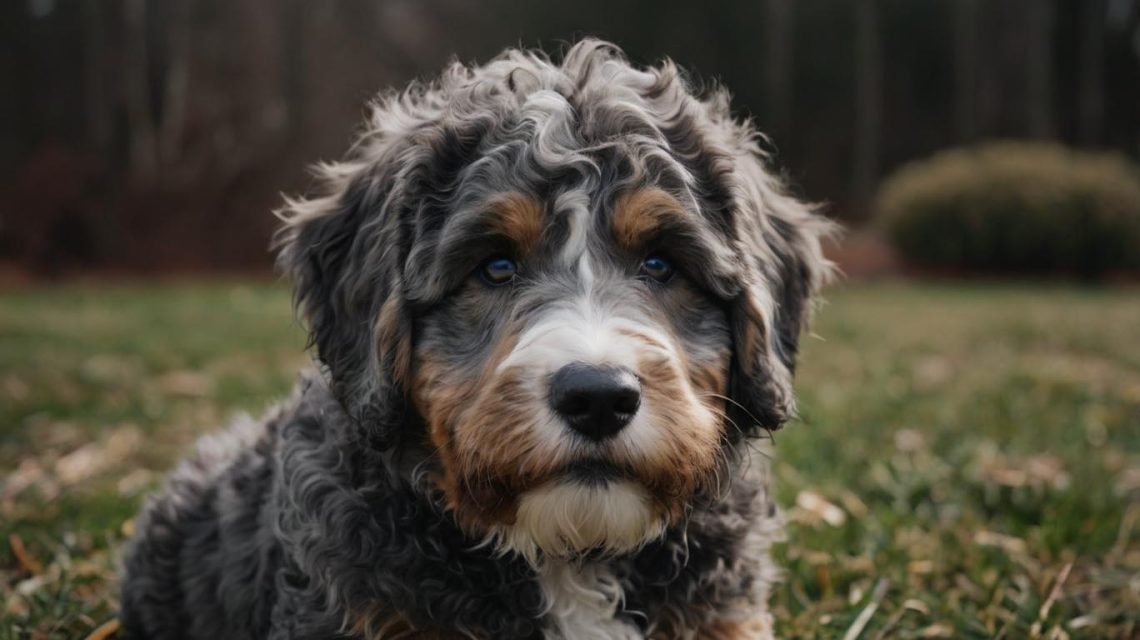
(2, 2, 1140, 638)
(1, 0, 1139, 277)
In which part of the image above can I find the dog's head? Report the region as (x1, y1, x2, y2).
(277, 40, 833, 562)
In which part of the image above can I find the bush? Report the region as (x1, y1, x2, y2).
(876, 142, 1140, 277)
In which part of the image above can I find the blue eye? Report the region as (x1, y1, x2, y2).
(480, 256, 518, 286)
(640, 255, 674, 283)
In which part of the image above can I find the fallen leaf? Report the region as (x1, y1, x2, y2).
(8, 534, 44, 575)
(85, 618, 120, 640)
(154, 370, 214, 397)
(796, 490, 848, 527)
(973, 530, 1027, 555)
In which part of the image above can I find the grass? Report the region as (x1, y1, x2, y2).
(1, 282, 1138, 638)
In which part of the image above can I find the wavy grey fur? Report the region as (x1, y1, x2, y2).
(121, 40, 834, 638)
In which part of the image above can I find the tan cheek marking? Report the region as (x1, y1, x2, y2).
(611, 188, 689, 252)
(412, 331, 559, 532)
(377, 296, 412, 389)
(412, 357, 465, 451)
(627, 351, 723, 523)
(452, 360, 565, 489)
(488, 192, 544, 256)
(412, 331, 519, 450)
(616, 323, 728, 399)
(442, 382, 543, 530)
(616, 325, 730, 429)
(687, 349, 731, 416)
(411, 354, 481, 530)
(689, 356, 729, 397)
(735, 292, 769, 376)
(611, 325, 732, 522)
(474, 332, 521, 388)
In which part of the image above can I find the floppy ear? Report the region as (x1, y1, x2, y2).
(275, 157, 413, 450)
(727, 154, 836, 438)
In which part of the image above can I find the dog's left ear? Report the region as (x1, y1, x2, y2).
(726, 153, 836, 438)
(274, 156, 413, 450)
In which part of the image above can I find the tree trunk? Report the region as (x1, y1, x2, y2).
(158, 0, 194, 168)
(123, 0, 157, 180)
(852, 0, 882, 212)
(1025, 0, 1055, 139)
(281, 0, 307, 138)
(1079, 0, 1106, 146)
(82, 0, 111, 156)
(954, 0, 980, 143)
(765, 0, 794, 143)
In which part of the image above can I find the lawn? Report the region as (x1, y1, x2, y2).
(1, 282, 1137, 638)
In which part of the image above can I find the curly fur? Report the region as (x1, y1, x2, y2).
(121, 39, 834, 639)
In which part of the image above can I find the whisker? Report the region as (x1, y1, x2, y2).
(700, 393, 780, 448)
(696, 392, 768, 431)
(706, 405, 773, 465)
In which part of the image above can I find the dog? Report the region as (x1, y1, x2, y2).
(120, 39, 834, 639)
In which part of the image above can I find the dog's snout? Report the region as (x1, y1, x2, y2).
(549, 363, 641, 441)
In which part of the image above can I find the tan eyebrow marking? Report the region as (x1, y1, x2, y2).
(611, 188, 690, 251)
(485, 192, 545, 256)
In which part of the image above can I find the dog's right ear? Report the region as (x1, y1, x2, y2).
(275, 155, 412, 450)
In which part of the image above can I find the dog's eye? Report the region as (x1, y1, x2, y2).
(639, 255, 675, 283)
(479, 256, 518, 286)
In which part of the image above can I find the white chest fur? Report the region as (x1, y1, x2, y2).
(537, 560, 643, 640)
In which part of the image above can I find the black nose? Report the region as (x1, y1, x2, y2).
(549, 364, 641, 441)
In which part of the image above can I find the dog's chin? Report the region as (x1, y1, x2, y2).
(492, 478, 665, 565)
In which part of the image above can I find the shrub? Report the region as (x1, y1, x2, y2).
(876, 142, 1140, 277)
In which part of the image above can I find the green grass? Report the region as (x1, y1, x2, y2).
(1, 282, 1138, 638)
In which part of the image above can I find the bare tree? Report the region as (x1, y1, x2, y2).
(280, 0, 308, 137)
(123, 0, 157, 180)
(954, 0, 980, 143)
(82, 0, 111, 156)
(1025, 0, 1055, 138)
(158, 0, 194, 167)
(853, 0, 882, 209)
(765, 0, 794, 143)
(1079, 0, 1107, 146)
